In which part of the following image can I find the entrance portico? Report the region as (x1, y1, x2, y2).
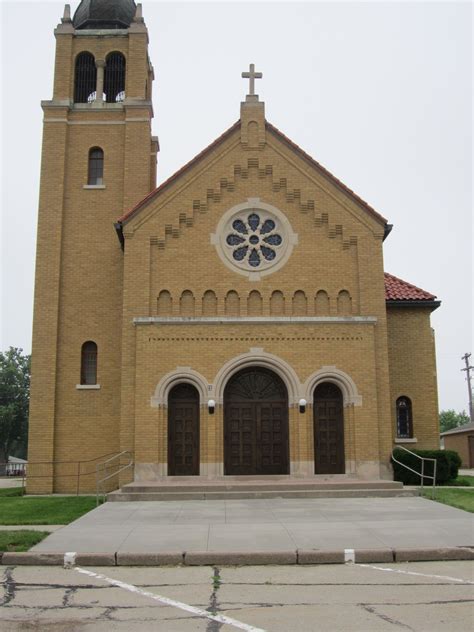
(135, 347, 384, 482)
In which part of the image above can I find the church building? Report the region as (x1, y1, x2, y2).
(27, 0, 441, 493)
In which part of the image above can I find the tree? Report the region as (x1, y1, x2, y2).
(439, 409, 470, 433)
(0, 348, 31, 470)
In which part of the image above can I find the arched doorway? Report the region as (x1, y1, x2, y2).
(168, 383, 200, 476)
(313, 382, 345, 474)
(224, 367, 289, 475)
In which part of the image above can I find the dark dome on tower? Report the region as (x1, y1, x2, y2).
(73, 0, 137, 30)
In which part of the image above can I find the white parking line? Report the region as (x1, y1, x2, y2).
(357, 563, 474, 584)
(74, 566, 267, 632)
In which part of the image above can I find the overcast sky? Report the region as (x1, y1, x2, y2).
(1, 1, 472, 413)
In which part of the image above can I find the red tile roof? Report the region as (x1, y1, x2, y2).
(118, 121, 241, 224)
(384, 272, 437, 302)
(118, 119, 389, 226)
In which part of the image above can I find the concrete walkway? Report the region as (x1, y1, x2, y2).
(31, 497, 474, 554)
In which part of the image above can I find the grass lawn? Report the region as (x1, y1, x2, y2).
(0, 489, 97, 525)
(445, 475, 474, 487)
(0, 530, 50, 552)
(423, 488, 474, 513)
(0, 487, 24, 497)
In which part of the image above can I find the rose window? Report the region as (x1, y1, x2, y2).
(212, 199, 297, 279)
(225, 213, 283, 268)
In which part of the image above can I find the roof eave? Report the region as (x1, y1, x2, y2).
(265, 121, 389, 227)
(118, 120, 241, 226)
(386, 299, 441, 311)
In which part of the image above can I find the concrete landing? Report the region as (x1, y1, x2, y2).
(31, 496, 474, 555)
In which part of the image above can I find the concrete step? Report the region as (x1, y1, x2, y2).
(108, 488, 418, 502)
(119, 480, 404, 494)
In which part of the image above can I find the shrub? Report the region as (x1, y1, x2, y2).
(444, 450, 461, 480)
(392, 449, 461, 485)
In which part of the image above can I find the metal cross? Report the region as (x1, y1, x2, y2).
(242, 63, 263, 96)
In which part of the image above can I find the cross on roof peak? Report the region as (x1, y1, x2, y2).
(242, 63, 263, 101)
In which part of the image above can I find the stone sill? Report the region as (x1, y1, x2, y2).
(76, 384, 101, 390)
(394, 438, 418, 444)
(134, 316, 378, 325)
(83, 185, 106, 190)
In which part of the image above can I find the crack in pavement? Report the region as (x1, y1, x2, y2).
(4, 597, 472, 613)
(61, 586, 77, 607)
(0, 567, 16, 607)
(361, 604, 415, 631)
(206, 566, 224, 632)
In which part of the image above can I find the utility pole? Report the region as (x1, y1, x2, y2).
(461, 353, 474, 422)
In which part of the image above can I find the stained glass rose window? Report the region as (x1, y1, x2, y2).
(225, 213, 283, 268)
(212, 199, 297, 279)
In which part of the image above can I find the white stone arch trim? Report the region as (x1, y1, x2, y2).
(212, 348, 302, 405)
(303, 366, 362, 407)
(151, 367, 209, 407)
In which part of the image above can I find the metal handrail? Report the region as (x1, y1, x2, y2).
(0, 452, 131, 496)
(392, 446, 437, 499)
(96, 450, 133, 506)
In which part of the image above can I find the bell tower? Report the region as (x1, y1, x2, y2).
(28, 1, 158, 492)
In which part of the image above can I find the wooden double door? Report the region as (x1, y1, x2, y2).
(168, 383, 200, 476)
(224, 368, 289, 475)
(313, 382, 345, 474)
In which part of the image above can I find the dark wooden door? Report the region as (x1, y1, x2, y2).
(168, 383, 199, 476)
(224, 368, 289, 475)
(314, 382, 345, 474)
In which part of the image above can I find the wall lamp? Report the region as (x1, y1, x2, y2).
(208, 399, 216, 415)
(299, 398, 307, 414)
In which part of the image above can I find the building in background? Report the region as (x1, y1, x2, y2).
(441, 423, 474, 468)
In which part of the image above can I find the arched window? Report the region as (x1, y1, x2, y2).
(88, 147, 104, 185)
(74, 52, 97, 103)
(396, 397, 413, 438)
(104, 52, 126, 103)
(81, 341, 97, 385)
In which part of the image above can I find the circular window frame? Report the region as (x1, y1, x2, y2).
(211, 198, 298, 280)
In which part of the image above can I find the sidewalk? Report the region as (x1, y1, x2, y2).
(30, 496, 474, 555)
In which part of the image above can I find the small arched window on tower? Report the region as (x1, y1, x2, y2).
(396, 397, 413, 439)
(104, 52, 126, 103)
(74, 52, 97, 103)
(88, 147, 104, 185)
(80, 341, 98, 385)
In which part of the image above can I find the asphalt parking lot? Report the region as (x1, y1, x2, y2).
(1, 560, 473, 631)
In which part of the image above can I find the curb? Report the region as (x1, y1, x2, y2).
(1, 547, 473, 566)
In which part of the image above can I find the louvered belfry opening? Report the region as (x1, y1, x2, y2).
(104, 52, 126, 103)
(74, 52, 97, 103)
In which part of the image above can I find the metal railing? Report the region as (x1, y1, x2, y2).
(96, 451, 134, 506)
(392, 446, 437, 498)
(0, 451, 133, 496)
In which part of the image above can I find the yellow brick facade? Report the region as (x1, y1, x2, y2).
(27, 6, 440, 493)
